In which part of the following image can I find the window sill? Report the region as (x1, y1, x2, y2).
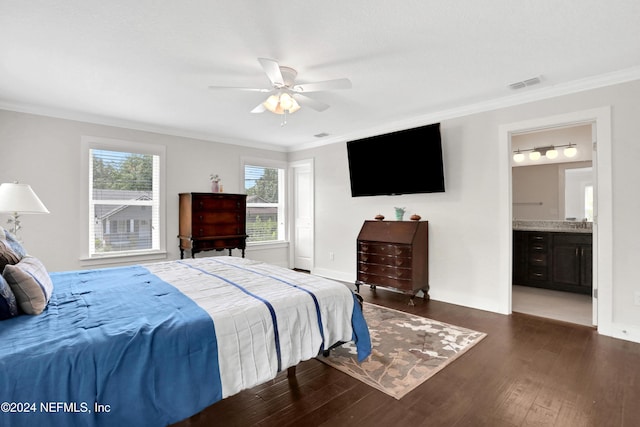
(79, 250, 168, 268)
(246, 240, 289, 250)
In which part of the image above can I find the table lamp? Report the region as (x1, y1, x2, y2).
(0, 182, 50, 240)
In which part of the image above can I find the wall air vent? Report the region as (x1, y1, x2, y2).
(314, 132, 329, 138)
(509, 76, 542, 90)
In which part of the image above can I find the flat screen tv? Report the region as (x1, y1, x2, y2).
(347, 123, 445, 197)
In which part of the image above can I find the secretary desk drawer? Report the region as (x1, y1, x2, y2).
(358, 242, 411, 257)
(357, 272, 413, 291)
(358, 263, 412, 279)
(358, 252, 411, 267)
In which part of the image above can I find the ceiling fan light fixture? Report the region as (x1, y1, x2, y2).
(263, 92, 301, 115)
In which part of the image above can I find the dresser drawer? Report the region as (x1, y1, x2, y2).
(193, 196, 245, 211)
(358, 242, 412, 257)
(194, 224, 243, 237)
(193, 238, 246, 251)
(357, 272, 414, 291)
(358, 263, 413, 279)
(193, 211, 244, 226)
(358, 252, 411, 267)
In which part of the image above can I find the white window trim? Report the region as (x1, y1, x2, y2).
(80, 136, 167, 265)
(241, 156, 288, 245)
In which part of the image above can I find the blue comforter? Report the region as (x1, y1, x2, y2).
(0, 262, 370, 427)
(0, 266, 220, 427)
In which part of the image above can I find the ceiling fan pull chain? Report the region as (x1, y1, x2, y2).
(281, 109, 288, 127)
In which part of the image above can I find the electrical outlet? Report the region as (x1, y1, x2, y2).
(635, 291, 640, 306)
(329, 252, 335, 261)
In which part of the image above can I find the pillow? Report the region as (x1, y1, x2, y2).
(0, 274, 19, 320)
(0, 226, 27, 271)
(3, 256, 53, 315)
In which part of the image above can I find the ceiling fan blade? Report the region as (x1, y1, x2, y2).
(208, 85, 271, 93)
(293, 93, 330, 112)
(257, 58, 284, 87)
(250, 102, 266, 113)
(293, 78, 352, 93)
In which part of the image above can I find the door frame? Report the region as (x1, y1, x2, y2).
(499, 106, 612, 333)
(288, 158, 315, 270)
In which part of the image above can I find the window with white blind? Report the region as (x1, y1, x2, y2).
(82, 137, 165, 260)
(243, 161, 285, 243)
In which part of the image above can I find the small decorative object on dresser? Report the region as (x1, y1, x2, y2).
(355, 219, 429, 305)
(209, 174, 221, 193)
(374, 214, 385, 220)
(410, 214, 421, 221)
(178, 193, 247, 259)
(394, 206, 406, 220)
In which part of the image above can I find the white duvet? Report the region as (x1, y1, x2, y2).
(145, 256, 355, 399)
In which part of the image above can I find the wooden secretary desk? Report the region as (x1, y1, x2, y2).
(178, 193, 248, 259)
(355, 220, 429, 305)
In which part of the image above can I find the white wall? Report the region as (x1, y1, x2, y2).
(3, 78, 640, 343)
(290, 78, 640, 343)
(0, 109, 288, 271)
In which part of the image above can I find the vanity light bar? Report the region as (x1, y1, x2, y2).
(513, 143, 577, 163)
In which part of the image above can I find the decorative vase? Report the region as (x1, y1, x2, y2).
(394, 207, 406, 221)
(211, 181, 219, 192)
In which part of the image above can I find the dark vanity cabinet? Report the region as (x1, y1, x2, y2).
(513, 230, 592, 294)
(551, 233, 592, 291)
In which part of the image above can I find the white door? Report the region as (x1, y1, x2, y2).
(291, 160, 313, 270)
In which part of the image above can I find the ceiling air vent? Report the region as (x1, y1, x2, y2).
(508, 76, 542, 90)
(314, 132, 329, 138)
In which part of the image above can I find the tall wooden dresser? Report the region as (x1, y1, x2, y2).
(356, 220, 429, 304)
(178, 193, 248, 259)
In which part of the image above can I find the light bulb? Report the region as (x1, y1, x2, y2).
(564, 145, 577, 158)
(513, 152, 525, 163)
(545, 148, 558, 159)
(529, 151, 541, 160)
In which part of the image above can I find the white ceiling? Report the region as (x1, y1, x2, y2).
(1, 1, 640, 152)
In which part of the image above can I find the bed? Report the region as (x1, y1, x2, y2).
(0, 254, 371, 427)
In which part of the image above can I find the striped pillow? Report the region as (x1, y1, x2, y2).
(0, 226, 27, 271)
(3, 256, 53, 315)
(0, 274, 19, 319)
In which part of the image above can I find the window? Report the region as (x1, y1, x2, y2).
(243, 161, 285, 243)
(82, 137, 165, 260)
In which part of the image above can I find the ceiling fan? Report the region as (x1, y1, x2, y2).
(208, 58, 351, 123)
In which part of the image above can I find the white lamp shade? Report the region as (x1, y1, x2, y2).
(0, 183, 50, 214)
(545, 148, 558, 159)
(529, 151, 541, 161)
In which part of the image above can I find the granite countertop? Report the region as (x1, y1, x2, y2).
(513, 220, 592, 233)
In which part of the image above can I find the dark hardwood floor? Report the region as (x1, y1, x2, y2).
(171, 287, 640, 427)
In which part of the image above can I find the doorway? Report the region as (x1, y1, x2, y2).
(289, 159, 314, 271)
(500, 106, 613, 334)
(511, 124, 594, 325)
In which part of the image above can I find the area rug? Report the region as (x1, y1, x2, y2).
(318, 302, 487, 399)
